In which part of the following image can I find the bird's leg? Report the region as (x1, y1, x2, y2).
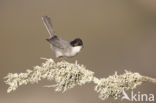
(58, 56, 65, 62)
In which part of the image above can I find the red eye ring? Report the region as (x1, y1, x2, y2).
(74, 42, 79, 46)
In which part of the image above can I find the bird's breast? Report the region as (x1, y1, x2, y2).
(70, 46, 82, 55)
(51, 45, 82, 57)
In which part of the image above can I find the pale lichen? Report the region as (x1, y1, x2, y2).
(4, 58, 156, 101)
(4, 58, 94, 93)
(4, 58, 55, 93)
(51, 61, 94, 92)
(94, 71, 143, 100)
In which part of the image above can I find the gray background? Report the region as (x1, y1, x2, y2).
(0, 0, 156, 103)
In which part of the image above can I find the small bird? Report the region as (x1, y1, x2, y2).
(42, 16, 83, 59)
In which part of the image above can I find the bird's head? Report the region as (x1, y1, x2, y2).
(70, 38, 83, 47)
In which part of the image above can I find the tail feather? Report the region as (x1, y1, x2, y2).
(42, 16, 55, 36)
(46, 35, 58, 43)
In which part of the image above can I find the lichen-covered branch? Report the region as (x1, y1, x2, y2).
(4, 58, 94, 93)
(94, 71, 143, 100)
(4, 58, 156, 100)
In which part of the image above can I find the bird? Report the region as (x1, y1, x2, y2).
(42, 16, 83, 59)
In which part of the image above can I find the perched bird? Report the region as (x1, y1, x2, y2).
(42, 16, 83, 59)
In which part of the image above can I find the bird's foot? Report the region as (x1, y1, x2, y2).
(58, 56, 66, 62)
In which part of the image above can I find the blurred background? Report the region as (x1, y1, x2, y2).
(0, 0, 156, 103)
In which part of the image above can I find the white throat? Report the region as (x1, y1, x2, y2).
(72, 46, 82, 54)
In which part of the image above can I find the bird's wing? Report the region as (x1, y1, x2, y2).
(42, 16, 55, 36)
(48, 37, 70, 49)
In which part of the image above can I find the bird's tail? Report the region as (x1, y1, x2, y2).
(42, 16, 56, 37)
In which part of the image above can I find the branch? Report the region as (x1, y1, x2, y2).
(142, 76, 156, 84)
(4, 58, 156, 100)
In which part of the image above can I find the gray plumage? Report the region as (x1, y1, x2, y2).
(42, 16, 83, 58)
(42, 16, 55, 36)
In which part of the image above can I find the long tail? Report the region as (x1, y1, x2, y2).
(42, 16, 55, 36)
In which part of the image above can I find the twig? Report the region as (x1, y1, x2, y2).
(142, 76, 156, 84)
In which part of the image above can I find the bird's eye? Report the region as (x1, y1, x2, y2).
(74, 42, 79, 46)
